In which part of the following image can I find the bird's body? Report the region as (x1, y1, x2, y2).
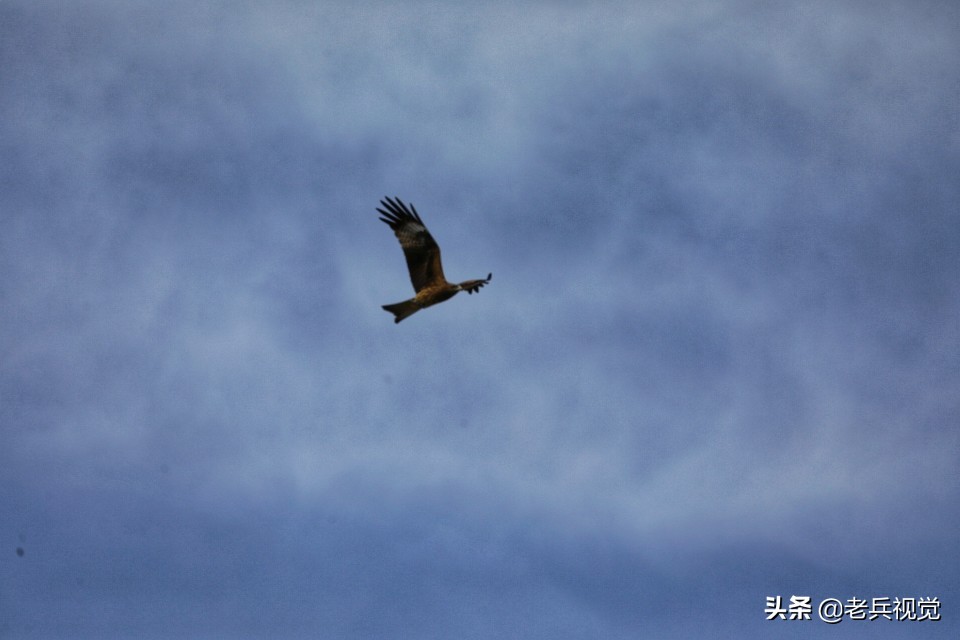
(377, 196, 491, 323)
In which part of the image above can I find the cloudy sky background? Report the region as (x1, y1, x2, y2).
(2, 1, 958, 637)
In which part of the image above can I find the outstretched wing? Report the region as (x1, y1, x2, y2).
(377, 196, 446, 292)
(459, 273, 492, 294)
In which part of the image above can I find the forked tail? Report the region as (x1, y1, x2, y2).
(382, 299, 420, 323)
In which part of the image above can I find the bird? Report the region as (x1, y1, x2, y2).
(377, 196, 491, 323)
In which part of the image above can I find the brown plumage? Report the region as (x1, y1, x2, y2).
(377, 196, 491, 323)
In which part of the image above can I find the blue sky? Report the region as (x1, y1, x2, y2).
(2, 1, 958, 638)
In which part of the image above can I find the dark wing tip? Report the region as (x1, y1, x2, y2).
(462, 273, 492, 294)
(377, 196, 423, 228)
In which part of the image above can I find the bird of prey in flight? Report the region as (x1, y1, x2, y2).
(377, 196, 491, 323)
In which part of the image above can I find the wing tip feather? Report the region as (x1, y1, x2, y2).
(377, 195, 426, 229)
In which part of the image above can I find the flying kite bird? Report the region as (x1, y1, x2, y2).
(377, 196, 491, 323)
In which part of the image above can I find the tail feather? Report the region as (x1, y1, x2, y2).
(382, 299, 420, 323)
